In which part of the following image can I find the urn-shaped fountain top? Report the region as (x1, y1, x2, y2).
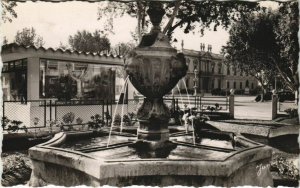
(125, 2, 187, 98)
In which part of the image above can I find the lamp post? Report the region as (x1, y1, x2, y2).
(193, 68, 198, 96)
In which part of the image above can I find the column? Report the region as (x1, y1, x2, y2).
(272, 94, 278, 120)
(229, 92, 234, 119)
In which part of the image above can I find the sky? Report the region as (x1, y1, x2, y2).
(1, 1, 278, 54)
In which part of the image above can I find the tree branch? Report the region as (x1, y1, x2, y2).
(163, 0, 182, 35)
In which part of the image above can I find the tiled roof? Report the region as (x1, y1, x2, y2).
(2, 43, 123, 59)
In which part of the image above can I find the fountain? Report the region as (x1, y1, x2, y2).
(28, 2, 273, 187)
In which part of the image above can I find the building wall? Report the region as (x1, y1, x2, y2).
(182, 49, 258, 94)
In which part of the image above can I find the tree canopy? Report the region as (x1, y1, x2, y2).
(14, 27, 45, 47)
(111, 42, 136, 56)
(222, 2, 299, 92)
(98, 1, 261, 41)
(68, 30, 110, 53)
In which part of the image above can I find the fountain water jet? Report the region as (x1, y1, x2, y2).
(28, 2, 273, 187)
(176, 84, 185, 109)
(107, 76, 129, 147)
(119, 79, 129, 133)
(181, 78, 192, 109)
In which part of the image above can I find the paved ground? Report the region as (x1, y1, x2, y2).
(234, 96, 272, 120)
(173, 95, 274, 120)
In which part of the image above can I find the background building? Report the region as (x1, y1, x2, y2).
(179, 43, 258, 95)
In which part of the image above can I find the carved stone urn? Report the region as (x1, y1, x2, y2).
(125, 2, 187, 155)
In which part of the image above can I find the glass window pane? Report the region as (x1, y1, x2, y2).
(40, 59, 116, 101)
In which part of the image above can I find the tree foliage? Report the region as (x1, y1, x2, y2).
(274, 2, 299, 91)
(1, 0, 17, 23)
(14, 27, 45, 47)
(97, 1, 260, 41)
(112, 42, 136, 56)
(68, 30, 110, 53)
(222, 2, 299, 92)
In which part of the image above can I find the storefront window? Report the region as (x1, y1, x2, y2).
(40, 59, 123, 101)
(2, 59, 27, 102)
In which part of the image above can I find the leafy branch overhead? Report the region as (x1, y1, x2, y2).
(97, 0, 260, 40)
(1, 0, 17, 23)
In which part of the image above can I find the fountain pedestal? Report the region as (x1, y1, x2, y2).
(137, 98, 170, 142)
(125, 2, 187, 151)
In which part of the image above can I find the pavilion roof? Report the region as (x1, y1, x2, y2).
(2, 43, 123, 59)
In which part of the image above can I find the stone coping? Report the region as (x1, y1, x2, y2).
(29, 131, 272, 180)
(208, 121, 299, 138)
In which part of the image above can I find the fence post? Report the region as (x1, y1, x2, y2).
(226, 97, 228, 111)
(102, 100, 105, 123)
(106, 100, 109, 126)
(2, 101, 5, 125)
(49, 100, 52, 121)
(272, 94, 278, 120)
(200, 96, 202, 110)
(229, 94, 235, 119)
(55, 101, 57, 121)
(110, 99, 113, 117)
(44, 100, 47, 127)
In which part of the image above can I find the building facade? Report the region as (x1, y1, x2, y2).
(1, 43, 136, 127)
(1, 43, 135, 102)
(180, 46, 258, 94)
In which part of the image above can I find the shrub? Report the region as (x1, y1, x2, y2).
(113, 114, 121, 126)
(62, 112, 75, 124)
(211, 88, 222, 96)
(123, 114, 132, 126)
(87, 114, 104, 129)
(76, 117, 83, 124)
(271, 156, 299, 180)
(3, 118, 26, 133)
(284, 108, 298, 118)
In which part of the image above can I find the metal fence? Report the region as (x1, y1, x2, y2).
(3, 100, 48, 130)
(164, 96, 229, 111)
(2, 96, 229, 128)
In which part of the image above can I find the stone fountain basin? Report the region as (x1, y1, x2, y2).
(28, 130, 273, 187)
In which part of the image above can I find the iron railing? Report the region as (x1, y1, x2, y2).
(2, 96, 229, 128)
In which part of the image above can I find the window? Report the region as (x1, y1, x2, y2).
(251, 83, 254, 89)
(233, 82, 236, 89)
(227, 81, 230, 89)
(246, 80, 249, 87)
(218, 79, 221, 88)
(233, 68, 237, 76)
(240, 70, 243, 76)
(211, 79, 214, 89)
(1, 59, 27, 101)
(240, 82, 243, 89)
(40, 59, 118, 101)
(218, 64, 222, 74)
(227, 67, 230, 75)
(193, 60, 198, 70)
(211, 64, 215, 73)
